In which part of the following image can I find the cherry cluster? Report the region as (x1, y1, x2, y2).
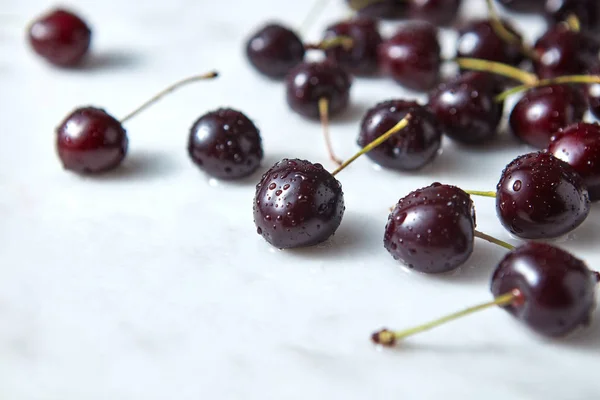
(25, 0, 600, 347)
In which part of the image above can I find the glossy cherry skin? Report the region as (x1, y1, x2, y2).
(509, 85, 586, 149)
(533, 24, 599, 79)
(586, 63, 600, 120)
(545, 0, 600, 35)
(56, 107, 128, 174)
(28, 8, 91, 67)
(491, 242, 598, 337)
(378, 22, 441, 92)
(246, 23, 305, 79)
(548, 122, 600, 201)
(188, 108, 263, 180)
(346, 0, 408, 19)
(358, 100, 441, 171)
(496, 152, 590, 239)
(456, 19, 524, 67)
(285, 61, 352, 119)
(253, 159, 345, 249)
(428, 72, 504, 145)
(384, 183, 476, 274)
(408, 0, 462, 26)
(323, 18, 382, 76)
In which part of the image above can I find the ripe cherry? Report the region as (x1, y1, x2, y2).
(378, 21, 441, 92)
(408, 0, 462, 27)
(346, 0, 408, 19)
(254, 115, 412, 249)
(245, 23, 305, 79)
(495, 152, 590, 239)
(322, 17, 381, 76)
(586, 63, 600, 120)
(509, 84, 586, 149)
(188, 108, 263, 180)
(27, 8, 91, 67)
(548, 122, 600, 201)
(428, 72, 503, 145)
(373, 242, 599, 345)
(456, 19, 524, 67)
(357, 100, 441, 171)
(56, 71, 218, 174)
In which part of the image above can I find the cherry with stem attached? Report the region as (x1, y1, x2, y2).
(56, 71, 219, 174)
(373, 242, 599, 346)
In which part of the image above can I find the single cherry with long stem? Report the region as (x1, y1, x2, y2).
(56, 71, 218, 174)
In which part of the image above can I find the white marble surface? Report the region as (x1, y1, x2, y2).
(1, 0, 599, 398)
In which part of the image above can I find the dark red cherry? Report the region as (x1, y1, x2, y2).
(408, 0, 462, 26)
(188, 108, 263, 180)
(28, 8, 91, 67)
(428, 72, 504, 145)
(378, 21, 441, 92)
(533, 24, 599, 79)
(495, 0, 545, 13)
(285, 61, 352, 119)
(357, 100, 441, 171)
(246, 23, 305, 79)
(456, 19, 524, 67)
(322, 17, 382, 76)
(509, 85, 586, 149)
(346, 0, 408, 19)
(253, 159, 345, 249)
(548, 122, 600, 201)
(56, 107, 127, 174)
(491, 242, 598, 337)
(586, 63, 600, 120)
(496, 152, 590, 239)
(384, 183, 476, 274)
(545, 0, 600, 35)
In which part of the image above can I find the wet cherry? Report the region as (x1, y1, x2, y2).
(28, 8, 91, 67)
(428, 72, 504, 145)
(496, 151, 590, 239)
(408, 0, 462, 26)
(188, 108, 263, 180)
(378, 21, 441, 92)
(456, 19, 524, 67)
(509, 84, 586, 149)
(548, 122, 600, 201)
(586, 62, 600, 120)
(322, 17, 382, 76)
(246, 23, 305, 79)
(358, 100, 441, 171)
(384, 183, 476, 274)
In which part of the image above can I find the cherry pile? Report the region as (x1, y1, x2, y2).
(28, 0, 600, 350)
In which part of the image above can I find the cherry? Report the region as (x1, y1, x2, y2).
(586, 62, 600, 120)
(428, 72, 504, 145)
(548, 122, 600, 201)
(372, 242, 599, 345)
(456, 19, 524, 67)
(408, 0, 462, 27)
(56, 71, 218, 174)
(545, 0, 600, 35)
(188, 108, 263, 180)
(254, 115, 413, 249)
(346, 0, 408, 20)
(491, 242, 597, 337)
(378, 21, 441, 92)
(509, 84, 586, 149)
(496, 152, 590, 239)
(384, 183, 476, 274)
(357, 100, 441, 171)
(27, 8, 91, 67)
(245, 23, 305, 79)
(322, 17, 382, 76)
(495, 0, 545, 13)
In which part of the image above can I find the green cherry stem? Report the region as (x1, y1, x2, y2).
(120, 71, 219, 123)
(464, 190, 496, 198)
(474, 230, 515, 250)
(485, 0, 538, 60)
(455, 58, 538, 85)
(372, 289, 523, 346)
(305, 35, 354, 51)
(565, 14, 581, 32)
(495, 74, 600, 102)
(318, 98, 342, 166)
(347, 0, 389, 11)
(299, 0, 332, 35)
(331, 114, 412, 176)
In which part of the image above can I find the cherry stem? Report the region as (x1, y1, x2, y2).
(299, 0, 332, 35)
(120, 71, 218, 124)
(372, 289, 522, 346)
(455, 58, 538, 85)
(495, 74, 600, 102)
(485, 0, 538, 60)
(565, 14, 581, 32)
(474, 230, 515, 250)
(347, 0, 388, 11)
(331, 114, 412, 176)
(305, 36, 354, 51)
(319, 98, 342, 166)
(464, 190, 496, 198)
